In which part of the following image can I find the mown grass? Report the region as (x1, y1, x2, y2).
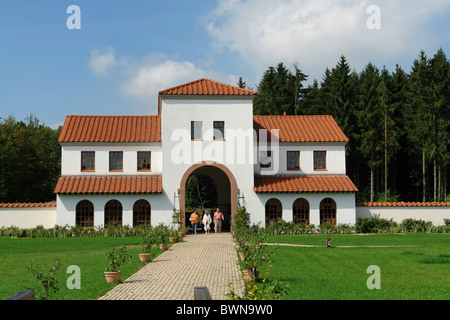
(0, 236, 167, 300)
(264, 233, 450, 300)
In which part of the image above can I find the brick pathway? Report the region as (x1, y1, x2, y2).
(98, 232, 244, 300)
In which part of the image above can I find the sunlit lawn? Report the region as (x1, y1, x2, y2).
(264, 233, 449, 300)
(0, 236, 167, 300)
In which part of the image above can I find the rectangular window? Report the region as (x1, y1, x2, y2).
(137, 151, 151, 171)
(260, 151, 272, 168)
(213, 121, 225, 140)
(81, 151, 95, 171)
(109, 151, 123, 171)
(314, 151, 327, 170)
(287, 151, 300, 170)
(191, 121, 202, 140)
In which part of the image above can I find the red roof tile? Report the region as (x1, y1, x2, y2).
(159, 78, 256, 96)
(0, 202, 57, 208)
(356, 202, 450, 207)
(54, 176, 163, 194)
(254, 175, 358, 193)
(58, 115, 161, 143)
(253, 115, 348, 142)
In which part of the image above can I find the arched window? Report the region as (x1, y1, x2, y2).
(104, 200, 123, 226)
(76, 200, 94, 228)
(265, 198, 282, 225)
(133, 199, 151, 226)
(320, 198, 336, 225)
(293, 198, 309, 225)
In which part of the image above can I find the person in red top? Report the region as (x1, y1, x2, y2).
(213, 208, 224, 234)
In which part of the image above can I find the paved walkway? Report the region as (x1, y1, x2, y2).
(98, 232, 244, 300)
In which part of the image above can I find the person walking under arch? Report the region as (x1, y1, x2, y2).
(189, 210, 200, 235)
(213, 208, 224, 234)
(202, 210, 212, 234)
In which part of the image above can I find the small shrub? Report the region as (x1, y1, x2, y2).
(27, 259, 61, 300)
(105, 247, 132, 272)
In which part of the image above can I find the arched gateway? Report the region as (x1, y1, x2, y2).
(178, 162, 239, 231)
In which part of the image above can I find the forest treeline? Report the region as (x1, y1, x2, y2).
(0, 115, 61, 203)
(0, 49, 448, 204)
(243, 48, 449, 203)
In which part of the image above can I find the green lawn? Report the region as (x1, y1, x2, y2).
(0, 236, 167, 300)
(264, 233, 450, 300)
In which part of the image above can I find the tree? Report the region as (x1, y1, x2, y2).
(237, 77, 247, 89)
(0, 115, 61, 203)
(429, 48, 450, 202)
(356, 62, 383, 202)
(253, 62, 307, 115)
(406, 51, 434, 202)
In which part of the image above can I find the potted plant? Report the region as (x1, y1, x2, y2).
(104, 247, 132, 283)
(139, 235, 155, 262)
(157, 234, 168, 250)
(178, 225, 190, 237)
(169, 229, 178, 243)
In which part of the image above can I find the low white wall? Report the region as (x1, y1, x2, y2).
(0, 207, 57, 229)
(356, 205, 450, 226)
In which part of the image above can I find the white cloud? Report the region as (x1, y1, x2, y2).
(204, 0, 450, 83)
(88, 47, 124, 76)
(120, 57, 206, 100)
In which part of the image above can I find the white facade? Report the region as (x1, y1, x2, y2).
(61, 143, 162, 176)
(55, 79, 357, 229)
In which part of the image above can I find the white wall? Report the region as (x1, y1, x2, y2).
(61, 143, 162, 176)
(356, 205, 450, 226)
(57, 193, 173, 228)
(256, 142, 347, 176)
(160, 97, 256, 214)
(0, 207, 56, 228)
(248, 192, 356, 226)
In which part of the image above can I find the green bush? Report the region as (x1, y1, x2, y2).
(355, 215, 397, 233)
(401, 218, 433, 233)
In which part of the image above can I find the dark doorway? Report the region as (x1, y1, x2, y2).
(181, 163, 235, 232)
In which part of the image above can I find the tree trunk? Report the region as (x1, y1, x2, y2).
(422, 151, 426, 202)
(384, 112, 388, 202)
(370, 166, 374, 203)
(433, 159, 437, 202)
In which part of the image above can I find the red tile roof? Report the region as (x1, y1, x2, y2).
(0, 202, 57, 208)
(159, 78, 257, 96)
(58, 115, 161, 143)
(357, 202, 450, 207)
(253, 115, 348, 142)
(254, 175, 358, 193)
(54, 176, 163, 194)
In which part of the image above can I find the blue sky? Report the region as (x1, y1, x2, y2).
(1, 0, 449, 129)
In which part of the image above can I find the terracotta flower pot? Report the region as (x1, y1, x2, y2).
(242, 268, 259, 282)
(239, 252, 245, 260)
(159, 243, 168, 250)
(104, 271, 121, 283)
(178, 232, 186, 237)
(139, 253, 151, 262)
(169, 237, 178, 243)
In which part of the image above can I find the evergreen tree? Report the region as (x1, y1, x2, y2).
(356, 62, 383, 202)
(406, 51, 434, 201)
(253, 62, 307, 115)
(237, 77, 247, 89)
(429, 48, 450, 201)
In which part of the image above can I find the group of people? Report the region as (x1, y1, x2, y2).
(189, 208, 224, 235)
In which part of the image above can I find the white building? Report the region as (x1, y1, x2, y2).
(55, 78, 358, 230)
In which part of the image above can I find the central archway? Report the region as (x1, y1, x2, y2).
(178, 161, 239, 231)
